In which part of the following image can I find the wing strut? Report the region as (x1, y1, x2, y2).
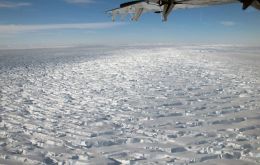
(111, 11, 116, 22)
(159, 0, 176, 21)
(162, 1, 175, 21)
(132, 8, 144, 21)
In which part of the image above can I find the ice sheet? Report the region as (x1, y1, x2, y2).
(0, 45, 260, 164)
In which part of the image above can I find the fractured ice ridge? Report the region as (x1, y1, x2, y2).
(0, 45, 260, 165)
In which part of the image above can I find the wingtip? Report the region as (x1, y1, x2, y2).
(105, 9, 113, 14)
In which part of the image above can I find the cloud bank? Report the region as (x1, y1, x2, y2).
(0, 1, 31, 8)
(220, 21, 236, 27)
(64, 0, 94, 4)
(0, 22, 125, 33)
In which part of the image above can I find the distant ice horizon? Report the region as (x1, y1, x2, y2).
(1, 43, 260, 51)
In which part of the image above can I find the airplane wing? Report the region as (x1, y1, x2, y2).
(107, 1, 162, 21)
(107, 0, 260, 21)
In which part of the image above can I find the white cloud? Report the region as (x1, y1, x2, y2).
(64, 0, 94, 4)
(0, 1, 31, 8)
(0, 22, 125, 33)
(220, 21, 236, 27)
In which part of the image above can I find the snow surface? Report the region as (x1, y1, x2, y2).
(0, 45, 260, 165)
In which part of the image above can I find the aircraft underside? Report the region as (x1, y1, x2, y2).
(107, 0, 260, 22)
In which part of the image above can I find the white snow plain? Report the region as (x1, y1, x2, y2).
(0, 45, 260, 165)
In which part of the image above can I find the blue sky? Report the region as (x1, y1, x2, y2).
(0, 0, 259, 48)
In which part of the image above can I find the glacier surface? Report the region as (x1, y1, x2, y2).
(0, 45, 260, 164)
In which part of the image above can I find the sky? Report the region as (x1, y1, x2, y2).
(0, 0, 259, 49)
